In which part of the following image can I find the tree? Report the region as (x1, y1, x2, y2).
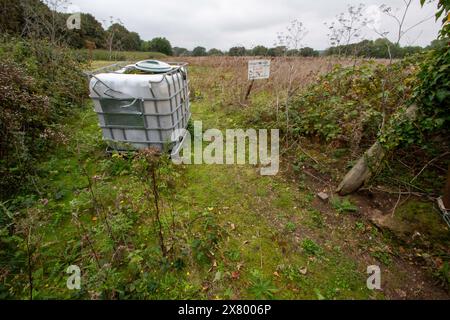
(66, 13, 106, 49)
(369, 1, 435, 61)
(286, 49, 299, 56)
(192, 46, 207, 56)
(107, 23, 141, 51)
(124, 31, 141, 51)
(300, 47, 319, 57)
(324, 37, 428, 59)
(252, 45, 268, 56)
(325, 4, 368, 56)
(140, 40, 151, 51)
(277, 19, 308, 51)
(82, 14, 106, 48)
(286, 47, 319, 57)
(376, 1, 434, 46)
(105, 18, 123, 59)
(173, 47, 189, 56)
(208, 48, 223, 56)
(229, 46, 246, 56)
(21, 0, 70, 46)
(338, 1, 450, 195)
(1, 1, 107, 49)
(148, 37, 173, 55)
(427, 38, 450, 50)
(0, 0, 24, 34)
(267, 46, 286, 57)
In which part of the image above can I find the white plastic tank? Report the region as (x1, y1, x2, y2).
(89, 62, 191, 154)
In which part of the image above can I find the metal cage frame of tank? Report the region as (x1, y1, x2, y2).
(88, 62, 191, 156)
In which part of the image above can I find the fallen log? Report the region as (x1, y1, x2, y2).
(337, 105, 418, 196)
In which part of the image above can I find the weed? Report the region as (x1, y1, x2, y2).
(331, 197, 358, 214)
(100, 153, 133, 176)
(371, 250, 392, 266)
(248, 270, 278, 299)
(435, 261, 450, 287)
(308, 210, 324, 228)
(355, 221, 365, 231)
(285, 222, 297, 233)
(190, 213, 225, 266)
(225, 249, 241, 262)
(301, 239, 323, 256)
(278, 264, 308, 283)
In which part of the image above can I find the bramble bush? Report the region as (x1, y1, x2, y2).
(287, 59, 418, 150)
(0, 61, 50, 194)
(0, 37, 87, 198)
(380, 44, 450, 151)
(378, 1, 449, 151)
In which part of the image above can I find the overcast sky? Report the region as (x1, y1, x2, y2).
(67, 0, 441, 50)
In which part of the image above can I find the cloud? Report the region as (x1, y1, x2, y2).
(69, 0, 441, 50)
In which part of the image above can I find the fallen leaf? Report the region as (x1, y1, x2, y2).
(299, 267, 308, 275)
(273, 271, 280, 277)
(231, 271, 240, 280)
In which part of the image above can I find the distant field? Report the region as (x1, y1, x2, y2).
(76, 49, 167, 62)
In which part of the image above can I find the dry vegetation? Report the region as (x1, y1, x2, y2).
(1, 52, 448, 300)
(181, 56, 374, 105)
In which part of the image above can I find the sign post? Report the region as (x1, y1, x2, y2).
(245, 59, 271, 101)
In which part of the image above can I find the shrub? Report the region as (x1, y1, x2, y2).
(248, 270, 278, 299)
(331, 197, 358, 214)
(301, 239, 323, 256)
(75, 49, 167, 61)
(0, 37, 87, 198)
(288, 59, 418, 150)
(0, 61, 50, 195)
(380, 46, 450, 151)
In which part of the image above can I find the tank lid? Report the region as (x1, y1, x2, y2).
(135, 60, 172, 73)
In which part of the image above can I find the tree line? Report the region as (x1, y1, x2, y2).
(324, 37, 448, 59)
(0, 0, 175, 54)
(173, 45, 320, 57)
(0, 0, 320, 57)
(0, 0, 444, 59)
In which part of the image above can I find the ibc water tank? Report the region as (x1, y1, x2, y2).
(89, 62, 191, 155)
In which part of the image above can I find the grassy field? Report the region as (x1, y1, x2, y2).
(76, 49, 167, 62)
(1, 52, 448, 300)
(5, 56, 447, 300)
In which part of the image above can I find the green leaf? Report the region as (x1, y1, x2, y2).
(315, 289, 326, 300)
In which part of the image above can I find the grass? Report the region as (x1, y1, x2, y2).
(3, 57, 449, 300)
(331, 197, 359, 214)
(76, 49, 167, 61)
(4, 89, 376, 299)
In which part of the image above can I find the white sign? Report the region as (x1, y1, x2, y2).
(248, 60, 270, 80)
